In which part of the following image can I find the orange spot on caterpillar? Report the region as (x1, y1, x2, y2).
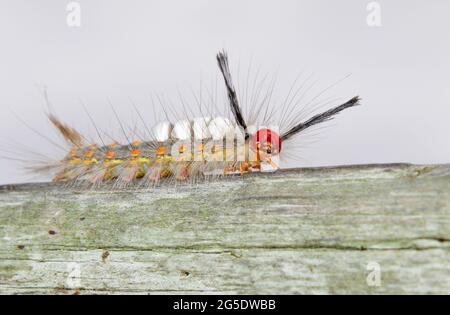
(108, 142, 119, 149)
(131, 149, 141, 158)
(157, 147, 165, 155)
(105, 151, 115, 159)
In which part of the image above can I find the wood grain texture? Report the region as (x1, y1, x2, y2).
(0, 164, 449, 294)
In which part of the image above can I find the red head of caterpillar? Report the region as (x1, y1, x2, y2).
(251, 128, 282, 155)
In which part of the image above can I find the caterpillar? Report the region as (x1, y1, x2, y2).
(16, 51, 360, 187)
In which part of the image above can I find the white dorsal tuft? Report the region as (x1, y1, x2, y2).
(209, 116, 234, 140)
(152, 121, 172, 142)
(172, 119, 192, 140)
(192, 117, 212, 140)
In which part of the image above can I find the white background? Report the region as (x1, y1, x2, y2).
(0, 0, 449, 184)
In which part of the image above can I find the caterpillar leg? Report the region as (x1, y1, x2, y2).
(239, 162, 250, 176)
(175, 163, 190, 181)
(144, 164, 164, 183)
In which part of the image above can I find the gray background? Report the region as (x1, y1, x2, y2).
(0, 0, 449, 184)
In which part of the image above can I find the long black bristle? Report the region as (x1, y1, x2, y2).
(216, 50, 249, 140)
(280, 96, 361, 141)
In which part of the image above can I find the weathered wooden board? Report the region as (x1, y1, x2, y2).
(0, 164, 449, 294)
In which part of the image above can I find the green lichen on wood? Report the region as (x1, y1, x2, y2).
(0, 164, 449, 294)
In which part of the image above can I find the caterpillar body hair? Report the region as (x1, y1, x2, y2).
(10, 51, 361, 188)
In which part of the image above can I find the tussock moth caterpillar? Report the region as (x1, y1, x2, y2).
(5, 51, 360, 188)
